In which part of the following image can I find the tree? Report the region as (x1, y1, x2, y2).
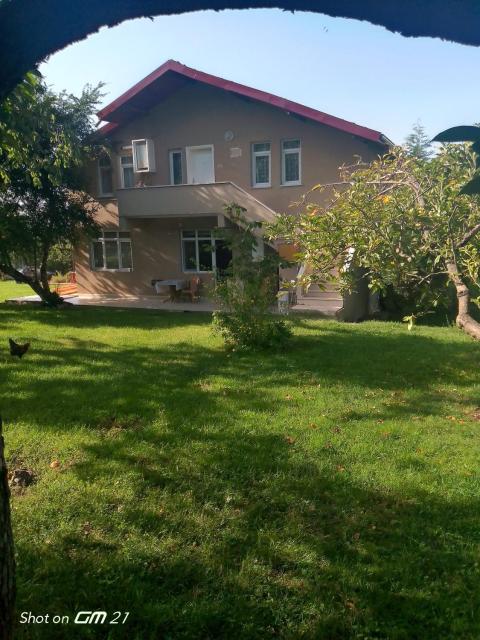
(270, 145, 480, 339)
(0, 74, 101, 305)
(47, 242, 74, 275)
(404, 121, 433, 160)
(0, 416, 15, 640)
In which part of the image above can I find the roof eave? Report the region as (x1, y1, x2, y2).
(97, 59, 389, 145)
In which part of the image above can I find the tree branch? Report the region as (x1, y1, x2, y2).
(456, 222, 480, 248)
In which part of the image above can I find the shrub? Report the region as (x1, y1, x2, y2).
(213, 303, 292, 351)
(212, 203, 291, 351)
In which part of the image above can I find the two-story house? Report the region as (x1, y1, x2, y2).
(76, 60, 389, 306)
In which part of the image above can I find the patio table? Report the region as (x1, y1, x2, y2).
(154, 279, 187, 302)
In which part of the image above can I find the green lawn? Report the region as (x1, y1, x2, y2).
(1, 284, 480, 639)
(0, 279, 32, 301)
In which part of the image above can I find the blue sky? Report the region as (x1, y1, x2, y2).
(39, 9, 480, 143)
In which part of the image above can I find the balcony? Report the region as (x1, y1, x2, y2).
(116, 181, 278, 226)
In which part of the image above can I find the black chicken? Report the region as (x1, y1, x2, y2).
(9, 339, 30, 358)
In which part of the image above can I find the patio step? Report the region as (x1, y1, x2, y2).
(303, 293, 343, 300)
(298, 283, 343, 302)
(292, 297, 343, 315)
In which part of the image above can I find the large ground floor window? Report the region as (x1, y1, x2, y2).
(91, 231, 133, 271)
(181, 230, 231, 273)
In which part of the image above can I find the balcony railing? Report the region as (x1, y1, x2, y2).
(116, 181, 277, 225)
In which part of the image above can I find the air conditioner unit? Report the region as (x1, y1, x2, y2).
(132, 139, 156, 173)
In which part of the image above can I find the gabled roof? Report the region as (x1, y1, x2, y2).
(97, 59, 390, 145)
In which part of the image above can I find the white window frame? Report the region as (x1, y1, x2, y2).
(185, 145, 215, 184)
(169, 149, 183, 185)
(119, 151, 134, 189)
(181, 230, 217, 273)
(91, 231, 133, 272)
(97, 155, 113, 197)
(281, 139, 301, 186)
(251, 142, 271, 188)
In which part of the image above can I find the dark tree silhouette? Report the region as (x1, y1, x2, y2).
(1, 1, 480, 99)
(0, 416, 15, 640)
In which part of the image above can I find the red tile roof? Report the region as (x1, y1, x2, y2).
(97, 59, 389, 145)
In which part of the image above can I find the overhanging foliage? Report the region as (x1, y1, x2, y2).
(2, 1, 480, 99)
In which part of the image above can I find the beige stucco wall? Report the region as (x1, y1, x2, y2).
(103, 82, 382, 211)
(77, 81, 384, 295)
(77, 215, 218, 295)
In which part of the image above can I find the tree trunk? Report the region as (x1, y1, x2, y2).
(0, 416, 15, 640)
(446, 260, 480, 339)
(39, 246, 51, 292)
(0, 263, 62, 307)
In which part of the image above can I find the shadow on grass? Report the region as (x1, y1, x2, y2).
(3, 307, 480, 639)
(14, 433, 480, 639)
(0, 317, 478, 430)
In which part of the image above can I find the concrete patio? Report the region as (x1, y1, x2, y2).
(78, 294, 216, 312)
(5, 293, 342, 316)
(5, 293, 216, 312)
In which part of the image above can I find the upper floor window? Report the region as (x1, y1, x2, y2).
(169, 149, 183, 185)
(91, 231, 133, 271)
(281, 139, 301, 186)
(252, 142, 271, 188)
(120, 154, 135, 188)
(98, 155, 113, 196)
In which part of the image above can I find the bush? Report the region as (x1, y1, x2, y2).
(212, 203, 291, 351)
(379, 276, 457, 325)
(213, 307, 291, 351)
